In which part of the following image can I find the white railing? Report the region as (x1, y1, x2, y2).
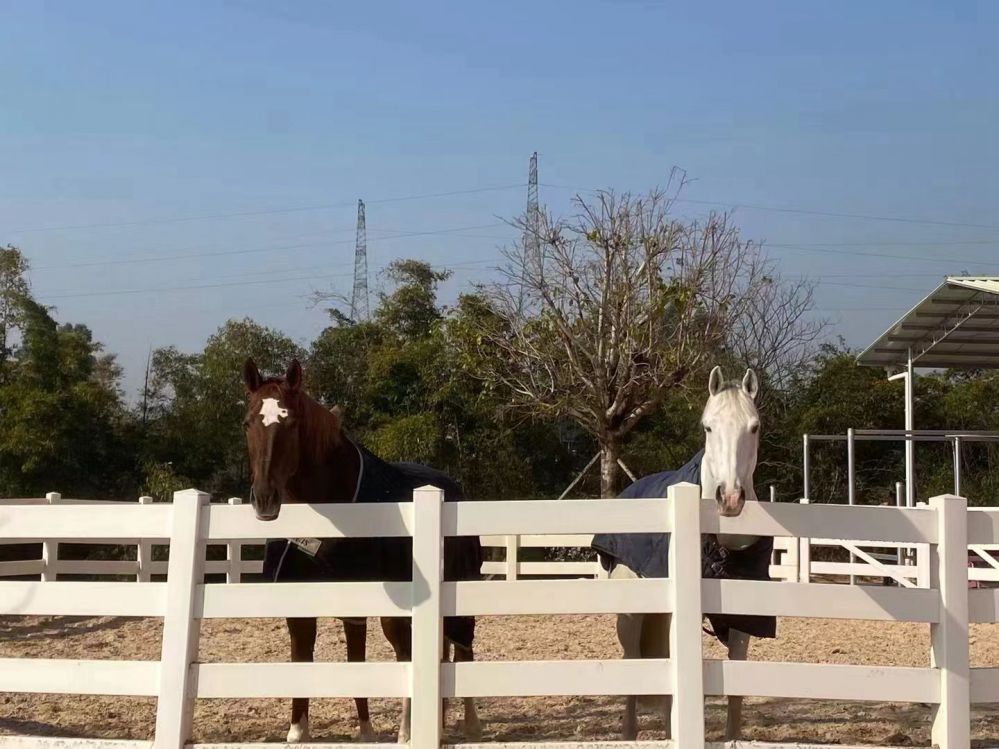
(0, 484, 988, 749)
(7, 493, 999, 591)
(480, 534, 605, 580)
(0, 494, 262, 584)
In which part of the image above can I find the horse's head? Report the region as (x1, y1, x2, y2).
(700, 365, 760, 519)
(242, 357, 333, 521)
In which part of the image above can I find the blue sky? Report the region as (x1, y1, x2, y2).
(1, 1, 997, 397)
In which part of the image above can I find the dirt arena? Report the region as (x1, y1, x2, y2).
(2, 613, 999, 746)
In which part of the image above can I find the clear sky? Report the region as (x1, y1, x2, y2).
(2, 1, 997, 397)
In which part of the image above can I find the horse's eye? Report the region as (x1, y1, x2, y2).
(750, 423, 760, 434)
(704, 426, 712, 433)
(243, 419, 251, 430)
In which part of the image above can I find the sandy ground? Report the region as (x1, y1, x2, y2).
(2, 612, 999, 746)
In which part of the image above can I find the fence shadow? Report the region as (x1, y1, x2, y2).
(0, 614, 133, 642)
(0, 716, 88, 738)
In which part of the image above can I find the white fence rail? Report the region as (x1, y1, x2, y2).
(0, 485, 989, 749)
(0, 494, 263, 583)
(6, 494, 999, 591)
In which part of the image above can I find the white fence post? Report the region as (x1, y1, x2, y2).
(895, 482, 905, 566)
(916, 501, 931, 588)
(929, 493, 969, 749)
(798, 498, 811, 584)
(153, 489, 208, 749)
(411, 485, 444, 749)
(667, 482, 705, 747)
(783, 535, 800, 583)
(41, 493, 60, 581)
(505, 534, 519, 581)
(137, 496, 154, 583)
(226, 497, 243, 584)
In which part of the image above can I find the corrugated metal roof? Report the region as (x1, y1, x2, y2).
(857, 277, 999, 370)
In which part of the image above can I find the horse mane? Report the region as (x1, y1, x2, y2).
(297, 392, 345, 465)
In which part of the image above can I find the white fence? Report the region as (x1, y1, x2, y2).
(6, 494, 999, 591)
(0, 494, 262, 584)
(0, 484, 992, 749)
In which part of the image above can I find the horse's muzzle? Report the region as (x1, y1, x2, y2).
(250, 486, 281, 522)
(716, 485, 746, 517)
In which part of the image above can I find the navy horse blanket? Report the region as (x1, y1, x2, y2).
(591, 450, 776, 645)
(263, 439, 481, 648)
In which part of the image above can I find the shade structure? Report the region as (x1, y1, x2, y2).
(858, 277, 999, 370)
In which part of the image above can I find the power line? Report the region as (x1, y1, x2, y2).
(770, 239, 998, 248)
(39, 257, 504, 302)
(8, 184, 526, 234)
(817, 281, 928, 293)
(541, 182, 999, 231)
(31, 222, 507, 270)
(770, 242, 996, 267)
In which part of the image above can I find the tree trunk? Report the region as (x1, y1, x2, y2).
(599, 440, 621, 498)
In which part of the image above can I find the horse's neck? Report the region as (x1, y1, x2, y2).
(288, 404, 361, 503)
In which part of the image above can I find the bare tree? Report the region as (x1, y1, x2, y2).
(725, 273, 828, 397)
(468, 174, 787, 496)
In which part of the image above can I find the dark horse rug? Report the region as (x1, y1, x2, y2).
(263, 439, 481, 648)
(590, 450, 776, 645)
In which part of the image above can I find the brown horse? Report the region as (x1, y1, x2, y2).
(243, 358, 482, 743)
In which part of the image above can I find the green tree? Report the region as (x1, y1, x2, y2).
(143, 318, 304, 497)
(0, 296, 132, 496)
(0, 246, 30, 384)
(309, 261, 571, 499)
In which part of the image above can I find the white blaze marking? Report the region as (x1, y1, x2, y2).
(259, 397, 289, 426)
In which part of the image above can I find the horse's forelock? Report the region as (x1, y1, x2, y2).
(702, 382, 758, 423)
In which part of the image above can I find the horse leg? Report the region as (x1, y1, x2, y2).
(381, 617, 413, 743)
(640, 613, 671, 740)
(287, 617, 317, 743)
(615, 611, 642, 740)
(450, 641, 482, 740)
(725, 629, 751, 740)
(343, 618, 375, 741)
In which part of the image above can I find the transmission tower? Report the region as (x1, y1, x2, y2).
(526, 151, 540, 255)
(518, 152, 540, 314)
(350, 199, 369, 322)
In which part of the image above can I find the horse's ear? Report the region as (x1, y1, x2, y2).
(285, 359, 304, 391)
(742, 368, 760, 400)
(708, 365, 724, 396)
(243, 358, 262, 393)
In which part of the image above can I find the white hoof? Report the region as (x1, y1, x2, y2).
(358, 720, 375, 742)
(397, 726, 410, 744)
(287, 717, 310, 743)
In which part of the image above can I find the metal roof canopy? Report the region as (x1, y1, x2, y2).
(858, 277, 999, 370)
(853, 277, 999, 508)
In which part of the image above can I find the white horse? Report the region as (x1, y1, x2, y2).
(614, 365, 761, 741)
